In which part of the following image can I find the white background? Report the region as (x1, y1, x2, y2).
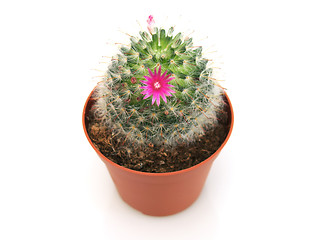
(1, 0, 320, 239)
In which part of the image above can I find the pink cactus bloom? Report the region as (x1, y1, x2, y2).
(147, 15, 155, 33)
(147, 15, 155, 25)
(140, 66, 176, 106)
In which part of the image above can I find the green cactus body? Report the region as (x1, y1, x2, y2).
(92, 25, 227, 149)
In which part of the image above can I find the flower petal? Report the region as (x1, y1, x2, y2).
(165, 77, 175, 82)
(167, 88, 176, 93)
(161, 70, 168, 78)
(142, 77, 152, 83)
(148, 68, 154, 77)
(160, 92, 167, 103)
(156, 94, 161, 106)
(143, 92, 152, 99)
(158, 65, 161, 77)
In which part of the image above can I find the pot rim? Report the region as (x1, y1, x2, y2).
(82, 87, 234, 177)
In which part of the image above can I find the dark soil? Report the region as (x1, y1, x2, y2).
(86, 102, 231, 173)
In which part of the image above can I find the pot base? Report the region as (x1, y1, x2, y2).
(103, 156, 215, 216)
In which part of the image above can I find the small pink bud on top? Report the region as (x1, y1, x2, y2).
(147, 15, 155, 33)
(147, 15, 155, 25)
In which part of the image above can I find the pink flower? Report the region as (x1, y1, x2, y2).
(147, 15, 155, 25)
(140, 65, 176, 106)
(147, 15, 155, 33)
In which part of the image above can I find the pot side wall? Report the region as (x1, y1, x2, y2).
(102, 155, 217, 216)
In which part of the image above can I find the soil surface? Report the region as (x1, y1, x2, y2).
(86, 103, 230, 173)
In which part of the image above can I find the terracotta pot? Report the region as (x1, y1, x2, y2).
(83, 88, 234, 216)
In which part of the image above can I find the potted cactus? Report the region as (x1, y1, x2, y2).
(83, 16, 234, 216)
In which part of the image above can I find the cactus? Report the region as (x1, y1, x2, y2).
(91, 16, 227, 151)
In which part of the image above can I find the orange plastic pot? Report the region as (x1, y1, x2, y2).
(83, 88, 234, 216)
